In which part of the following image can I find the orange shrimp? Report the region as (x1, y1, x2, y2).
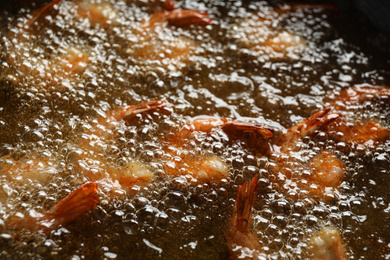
(277, 108, 340, 153)
(77, 1, 118, 28)
(76, 99, 172, 193)
(163, 116, 273, 184)
(324, 85, 390, 147)
(78, 99, 273, 187)
(27, 0, 61, 29)
(127, 4, 213, 70)
(6, 182, 99, 233)
(329, 85, 390, 109)
(274, 108, 344, 201)
(167, 116, 273, 153)
(5, 0, 91, 89)
(141, 9, 213, 29)
(233, 3, 337, 61)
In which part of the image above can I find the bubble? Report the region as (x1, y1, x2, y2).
(0, 0, 389, 258)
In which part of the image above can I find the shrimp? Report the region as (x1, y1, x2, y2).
(126, 3, 213, 70)
(26, 0, 61, 29)
(277, 108, 340, 153)
(274, 108, 344, 201)
(140, 9, 213, 29)
(231, 4, 336, 61)
(77, 99, 273, 188)
(227, 175, 265, 260)
(166, 116, 273, 153)
(4, 0, 91, 90)
(329, 85, 390, 109)
(162, 116, 273, 184)
(77, 1, 118, 28)
(324, 118, 390, 147)
(0, 155, 58, 185)
(76, 99, 172, 194)
(227, 176, 347, 259)
(308, 226, 347, 260)
(5, 182, 99, 233)
(323, 85, 390, 147)
(274, 85, 390, 200)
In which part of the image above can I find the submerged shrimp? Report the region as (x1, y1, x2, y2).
(324, 85, 390, 148)
(5, 0, 91, 90)
(77, 99, 273, 190)
(5, 182, 99, 233)
(227, 175, 347, 259)
(0, 155, 58, 185)
(163, 116, 273, 184)
(76, 99, 172, 194)
(77, 1, 118, 28)
(126, 1, 213, 70)
(274, 108, 345, 201)
(308, 226, 347, 260)
(231, 4, 336, 61)
(329, 85, 390, 108)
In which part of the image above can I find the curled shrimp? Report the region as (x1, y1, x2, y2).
(231, 4, 337, 61)
(324, 85, 390, 148)
(329, 85, 390, 109)
(126, 2, 213, 70)
(163, 116, 273, 184)
(274, 108, 345, 201)
(4, 0, 91, 90)
(141, 9, 213, 29)
(6, 182, 99, 233)
(76, 99, 172, 194)
(77, 99, 273, 189)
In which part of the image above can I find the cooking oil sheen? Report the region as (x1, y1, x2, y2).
(0, 0, 389, 259)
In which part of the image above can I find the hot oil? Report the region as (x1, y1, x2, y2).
(0, 0, 389, 259)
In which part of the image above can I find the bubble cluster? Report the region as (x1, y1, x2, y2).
(0, 0, 389, 259)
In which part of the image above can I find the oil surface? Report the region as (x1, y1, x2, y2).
(0, 0, 389, 259)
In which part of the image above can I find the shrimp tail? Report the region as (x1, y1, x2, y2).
(298, 108, 340, 138)
(228, 175, 263, 259)
(143, 10, 213, 29)
(46, 182, 99, 226)
(230, 175, 259, 233)
(6, 182, 99, 233)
